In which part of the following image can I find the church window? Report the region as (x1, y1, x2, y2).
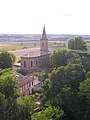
(24, 61, 26, 68)
(36, 60, 37, 66)
(39, 59, 40, 65)
(31, 61, 33, 67)
(32, 81, 33, 86)
(29, 82, 31, 87)
(42, 58, 43, 64)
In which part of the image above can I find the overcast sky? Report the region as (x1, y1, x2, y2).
(0, 0, 90, 34)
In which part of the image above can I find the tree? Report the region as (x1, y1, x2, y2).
(0, 92, 6, 120)
(0, 69, 18, 99)
(32, 106, 64, 120)
(0, 69, 33, 120)
(78, 78, 90, 120)
(17, 95, 37, 120)
(49, 64, 86, 97)
(68, 36, 87, 51)
(0, 51, 16, 69)
(43, 64, 86, 120)
(79, 78, 90, 100)
(50, 48, 78, 68)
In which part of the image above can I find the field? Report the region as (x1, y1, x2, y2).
(0, 44, 32, 51)
(0, 41, 90, 63)
(0, 43, 39, 62)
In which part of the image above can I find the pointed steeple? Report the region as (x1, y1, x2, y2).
(40, 25, 48, 54)
(41, 25, 47, 40)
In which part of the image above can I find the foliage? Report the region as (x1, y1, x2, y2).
(32, 106, 64, 120)
(68, 36, 87, 50)
(0, 69, 18, 99)
(77, 78, 90, 120)
(42, 63, 87, 120)
(41, 70, 49, 80)
(49, 64, 86, 98)
(86, 71, 90, 78)
(79, 78, 90, 99)
(82, 55, 90, 71)
(18, 95, 37, 114)
(0, 92, 6, 119)
(17, 95, 37, 120)
(50, 48, 78, 68)
(0, 51, 16, 69)
(0, 69, 34, 120)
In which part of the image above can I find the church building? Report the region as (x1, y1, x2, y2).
(20, 25, 50, 73)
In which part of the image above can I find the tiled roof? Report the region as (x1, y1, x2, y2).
(16, 74, 43, 87)
(16, 74, 34, 87)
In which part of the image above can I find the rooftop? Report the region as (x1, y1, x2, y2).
(21, 50, 50, 58)
(16, 74, 34, 87)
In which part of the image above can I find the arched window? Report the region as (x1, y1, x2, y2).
(39, 59, 40, 65)
(42, 58, 43, 64)
(24, 61, 26, 68)
(31, 61, 33, 67)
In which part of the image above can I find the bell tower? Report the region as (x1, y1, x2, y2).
(40, 25, 48, 54)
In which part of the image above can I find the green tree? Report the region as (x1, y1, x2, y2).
(17, 95, 37, 120)
(0, 51, 16, 69)
(78, 78, 90, 120)
(49, 64, 86, 98)
(86, 71, 90, 78)
(32, 106, 64, 120)
(68, 36, 87, 51)
(50, 48, 78, 68)
(0, 69, 33, 120)
(0, 92, 6, 120)
(0, 69, 18, 99)
(43, 64, 86, 120)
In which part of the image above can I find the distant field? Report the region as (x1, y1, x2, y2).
(0, 44, 31, 51)
(0, 43, 39, 62)
(0, 42, 90, 63)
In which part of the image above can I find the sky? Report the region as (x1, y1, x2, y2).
(0, 0, 90, 34)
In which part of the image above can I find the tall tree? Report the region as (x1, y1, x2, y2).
(43, 64, 86, 120)
(68, 36, 87, 51)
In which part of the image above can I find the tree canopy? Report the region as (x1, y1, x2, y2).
(32, 106, 64, 120)
(68, 36, 87, 51)
(41, 63, 89, 120)
(50, 48, 79, 68)
(0, 51, 16, 69)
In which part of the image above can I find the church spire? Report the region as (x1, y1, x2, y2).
(41, 24, 47, 40)
(40, 25, 48, 54)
